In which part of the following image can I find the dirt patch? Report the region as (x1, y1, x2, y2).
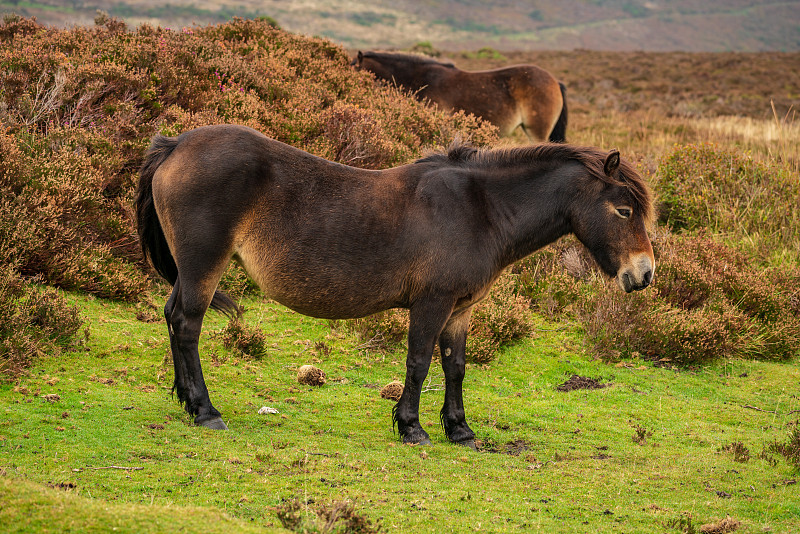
(556, 375, 610, 392)
(699, 516, 741, 534)
(479, 438, 534, 456)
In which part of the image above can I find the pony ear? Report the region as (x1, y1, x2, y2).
(357, 50, 363, 63)
(604, 149, 620, 176)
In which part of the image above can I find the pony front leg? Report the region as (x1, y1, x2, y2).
(393, 297, 455, 445)
(439, 308, 477, 449)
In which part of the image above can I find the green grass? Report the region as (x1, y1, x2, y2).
(1, 291, 799, 532)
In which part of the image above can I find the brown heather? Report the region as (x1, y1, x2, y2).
(0, 15, 496, 299)
(344, 271, 533, 364)
(218, 316, 267, 360)
(0, 265, 88, 378)
(519, 231, 800, 364)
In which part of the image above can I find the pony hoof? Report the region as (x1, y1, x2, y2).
(197, 416, 228, 430)
(454, 439, 478, 451)
(403, 436, 433, 446)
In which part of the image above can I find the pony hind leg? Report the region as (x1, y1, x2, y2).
(438, 308, 477, 449)
(166, 256, 234, 430)
(165, 281, 189, 405)
(393, 296, 456, 445)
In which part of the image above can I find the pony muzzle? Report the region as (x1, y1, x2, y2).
(615, 253, 655, 293)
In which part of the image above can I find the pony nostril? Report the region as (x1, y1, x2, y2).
(643, 270, 652, 285)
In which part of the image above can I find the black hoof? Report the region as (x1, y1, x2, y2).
(454, 439, 477, 451)
(196, 416, 228, 430)
(401, 428, 432, 446)
(404, 436, 433, 446)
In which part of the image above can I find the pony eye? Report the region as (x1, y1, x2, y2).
(615, 207, 632, 219)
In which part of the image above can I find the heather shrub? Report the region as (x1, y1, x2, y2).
(656, 143, 800, 263)
(574, 232, 800, 364)
(0, 266, 88, 378)
(466, 272, 534, 363)
(218, 316, 267, 359)
(0, 16, 497, 303)
(346, 309, 410, 350)
(514, 237, 598, 319)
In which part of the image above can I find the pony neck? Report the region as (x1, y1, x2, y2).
(382, 59, 442, 91)
(483, 163, 581, 268)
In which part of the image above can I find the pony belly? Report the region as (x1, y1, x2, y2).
(264, 277, 402, 320)
(234, 249, 404, 320)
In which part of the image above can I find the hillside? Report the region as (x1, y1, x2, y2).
(4, 0, 800, 51)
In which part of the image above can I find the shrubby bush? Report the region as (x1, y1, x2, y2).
(0, 15, 497, 300)
(656, 143, 800, 264)
(517, 141, 800, 365)
(0, 266, 88, 378)
(344, 271, 533, 364)
(519, 232, 800, 364)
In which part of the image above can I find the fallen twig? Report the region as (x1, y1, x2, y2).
(72, 466, 144, 472)
(742, 405, 800, 416)
(743, 404, 778, 414)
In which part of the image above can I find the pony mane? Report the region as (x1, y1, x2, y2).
(418, 141, 654, 224)
(362, 51, 456, 69)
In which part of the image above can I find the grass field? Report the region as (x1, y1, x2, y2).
(2, 292, 799, 532)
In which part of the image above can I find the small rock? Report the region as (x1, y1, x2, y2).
(258, 406, 279, 415)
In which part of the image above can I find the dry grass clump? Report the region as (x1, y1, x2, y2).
(218, 316, 266, 359)
(379, 381, 404, 401)
(276, 498, 382, 534)
(699, 516, 741, 534)
(297, 365, 326, 387)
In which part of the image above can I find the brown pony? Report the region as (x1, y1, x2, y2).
(135, 124, 654, 449)
(353, 51, 568, 142)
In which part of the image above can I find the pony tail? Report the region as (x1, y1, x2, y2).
(135, 134, 243, 318)
(135, 135, 180, 285)
(209, 291, 241, 318)
(549, 82, 568, 143)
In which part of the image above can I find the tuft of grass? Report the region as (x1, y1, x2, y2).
(720, 442, 750, 463)
(766, 420, 800, 469)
